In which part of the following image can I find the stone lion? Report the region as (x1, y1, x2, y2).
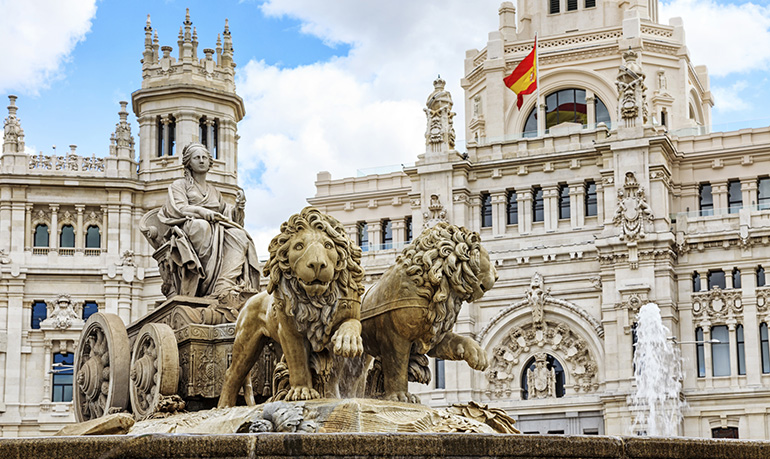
(355, 222, 497, 403)
(218, 207, 365, 406)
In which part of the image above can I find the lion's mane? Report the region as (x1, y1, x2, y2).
(398, 222, 483, 349)
(263, 207, 364, 352)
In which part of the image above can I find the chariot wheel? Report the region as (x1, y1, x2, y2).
(129, 323, 179, 420)
(74, 313, 130, 422)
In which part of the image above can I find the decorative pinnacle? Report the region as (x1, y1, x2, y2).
(7, 95, 18, 116)
(145, 14, 152, 31)
(118, 101, 129, 121)
(178, 26, 183, 40)
(224, 18, 230, 35)
(216, 33, 222, 47)
(193, 27, 197, 40)
(185, 7, 191, 25)
(433, 75, 446, 90)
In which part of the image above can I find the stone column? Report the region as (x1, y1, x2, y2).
(586, 93, 596, 127)
(742, 179, 758, 210)
(596, 182, 606, 225)
(175, 110, 198, 153)
(42, 340, 53, 405)
(344, 224, 358, 248)
(24, 204, 32, 252)
(491, 191, 507, 237)
(104, 205, 116, 253)
(712, 181, 728, 214)
(569, 180, 586, 229)
(3, 278, 25, 425)
(161, 116, 172, 157)
(49, 204, 59, 251)
(469, 195, 481, 233)
(75, 205, 85, 250)
(119, 192, 133, 255)
(742, 271, 761, 385)
(543, 185, 559, 232)
(727, 323, 739, 380)
(519, 190, 532, 234)
(725, 269, 734, 289)
(367, 220, 381, 251)
(392, 218, 406, 246)
(699, 270, 708, 292)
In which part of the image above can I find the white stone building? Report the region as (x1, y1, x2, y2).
(308, 0, 770, 439)
(0, 11, 245, 436)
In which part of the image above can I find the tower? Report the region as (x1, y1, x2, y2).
(131, 10, 245, 192)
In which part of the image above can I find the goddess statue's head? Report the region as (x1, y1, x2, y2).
(181, 143, 214, 175)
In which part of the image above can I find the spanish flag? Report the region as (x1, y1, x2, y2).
(504, 36, 537, 109)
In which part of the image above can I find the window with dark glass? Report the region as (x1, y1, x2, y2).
(434, 358, 445, 389)
(549, 0, 560, 14)
(507, 190, 518, 225)
(545, 89, 587, 128)
(631, 322, 638, 368)
(405, 217, 413, 243)
(558, 185, 570, 220)
(157, 116, 164, 157)
(695, 327, 705, 377)
(699, 183, 713, 216)
(168, 116, 176, 156)
(585, 0, 596, 7)
(481, 193, 492, 228)
(567, 0, 577, 11)
(157, 115, 177, 157)
(708, 270, 725, 290)
(523, 108, 538, 137)
(533, 187, 544, 222)
(585, 181, 597, 217)
(199, 117, 219, 159)
(521, 354, 565, 399)
(85, 225, 101, 249)
(660, 110, 667, 127)
(595, 98, 610, 125)
(60, 225, 75, 248)
(758, 176, 770, 210)
(358, 222, 368, 252)
(758, 265, 766, 287)
(711, 325, 730, 377)
(728, 180, 742, 213)
(382, 219, 392, 249)
(737, 324, 746, 375)
(761, 323, 770, 374)
(712, 427, 739, 439)
(732, 268, 741, 289)
(52, 352, 74, 402)
(32, 301, 47, 330)
(692, 272, 701, 292)
(34, 224, 49, 247)
(83, 301, 98, 321)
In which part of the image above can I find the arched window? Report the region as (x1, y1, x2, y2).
(521, 354, 565, 400)
(85, 225, 101, 249)
(522, 89, 611, 136)
(60, 224, 75, 248)
(34, 224, 49, 247)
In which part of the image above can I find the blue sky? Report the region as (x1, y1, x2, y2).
(2, 0, 770, 254)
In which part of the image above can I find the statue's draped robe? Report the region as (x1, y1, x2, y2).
(158, 178, 260, 297)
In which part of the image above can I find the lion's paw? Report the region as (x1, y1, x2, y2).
(458, 341, 489, 371)
(286, 386, 321, 401)
(384, 391, 421, 404)
(331, 322, 364, 357)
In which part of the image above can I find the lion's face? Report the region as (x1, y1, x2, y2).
(287, 228, 339, 297)
(470, 246, 497, 302)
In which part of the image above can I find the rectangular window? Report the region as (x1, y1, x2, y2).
(732, 268, 741, 289)
(585, 181, 597, 217)
(559, 185, 570, 220)
(708, 270, 725, 290)
(660, 110, 667, 127)
(358, 222, 368, 252)
(758, 177, 770, 210)
(567, 0, 577, 10)
(481, 193, 492, 228)
(711, 325, 731, 377)
(585, 0, 596, 7)
(507, 190, 518, 225)
(32, 301, 47, 330)
(728, 180, 742, 213)
(712, 427, 739, 439)
(405, 217, 413, 243)
(82, 301, 98, 321)
(696, 327, 706, 377)
(758, 265, 766, 287)
(737, 324, 746, 375)
(699, 183, 713, 216)
(549, 0, 560, 14)
(382, 220, 393, 250)
(157, 116, 164, 157)
(761, 323, 770, 374)
(434, 358, 445, 389)
(692, 272, 701, 292)
(533, 187, 544, 222)
(52, 352, 74, 402)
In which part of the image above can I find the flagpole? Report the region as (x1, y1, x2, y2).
(535, 33, 541, 136)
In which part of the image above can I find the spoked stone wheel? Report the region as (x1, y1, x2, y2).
(129, 323, 179, 420)
(74, 313, 130, 422)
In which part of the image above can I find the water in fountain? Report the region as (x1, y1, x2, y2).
(630, 302, 683, 436)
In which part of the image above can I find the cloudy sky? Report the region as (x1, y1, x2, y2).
(2, 0, 770, 256)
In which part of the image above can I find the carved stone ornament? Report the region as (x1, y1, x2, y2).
(485, 320, 598, 398)
(616, 49, 648, 126)
(424, 76, 456, 153)
(525, 272, 550, 324)
(422, 194, 448, 229)
(117, 250, 136, 267)
(692, 287, 743, 322)
(3, 95, 25, 152)
(527, 353, 556, 399)
(0, 248, 10, 264)
(41, 294, 82, 330)
(613, 172, 653, 242)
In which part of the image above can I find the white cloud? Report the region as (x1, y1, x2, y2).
(0, 0, 97, 95)
(711, 80, 751, 112)
(237, 1, 500, 255)
(660, 0, 770, 77)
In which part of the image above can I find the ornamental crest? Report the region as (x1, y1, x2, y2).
(422, 194, 448, 229)
(41, 294, 81, 330)
(527, 353, 556, 399)
(613, 172, 652, 242)
(525, 272, 551, 324)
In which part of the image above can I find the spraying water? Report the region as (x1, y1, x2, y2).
(630, 303, 683, 436)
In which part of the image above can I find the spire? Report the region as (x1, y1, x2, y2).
(192, 26, 198, 59)
(143, 14, 154, 66)
(183, 7, 192, 42)
(222, 18, 234, 69)
(3, 95, 25, 154)
(111, 101, 134, 154)
(178, 26, 184, 60)
(216, 33, 222, 65)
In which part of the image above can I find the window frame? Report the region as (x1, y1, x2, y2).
(358, 222, 369, 252)
(481, 193, 492, 228)
(85, 225, 101, 249)
(52, 352, 74, 403)
(558, 184, 570, 220)
(760, 323, 770, 374)
(34, 224, 49, 247)
(699, 183, 714, 216)
(728, 179, 742, 214)
(585, 181, 597, 217)
(59, 224, 75, 248)
(707, 270, 725, 290)
(711, 325, 731, 377)
(506, 190, 518, 225)
(381, 219, 393, 250)
(695, 327, 706, 377)
(533, 187, 545, 223)
(31, 301, 47, 330)
(758, 176, 770, 210)
(737, 324, 746, 375)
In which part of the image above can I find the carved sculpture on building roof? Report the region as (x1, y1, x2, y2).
(422, 194, 448, 228)
(424, 76, 456, 152)
(351, 222, 497, 403)
(3, 95, 25, 153)
(525, 272, 550, 324)
(218, 206, 365, 406)
(616, 49, 648, 126)
(613, 171, 653, 242)
(41, 294, 82, 330)
(527, 353, 556, 399)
